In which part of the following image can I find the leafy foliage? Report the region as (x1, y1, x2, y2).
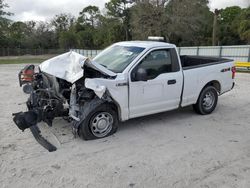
(237, 7, 250, 43)
(105, 0, 133, 40)
(218, 6, 244, 45)
(0, 0, 249, 50)
(130, 2, 168, 40)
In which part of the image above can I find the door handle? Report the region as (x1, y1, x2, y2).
(168, 79, 176, 85)
(116, 82, 128, 87)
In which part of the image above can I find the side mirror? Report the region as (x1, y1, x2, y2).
(135, 68, 147, 81)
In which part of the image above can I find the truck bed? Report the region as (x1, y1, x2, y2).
(180, 55, 232, 70)
(180, 57, 235, 108)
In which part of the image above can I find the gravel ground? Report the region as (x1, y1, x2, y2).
(0, 64, 250, 188)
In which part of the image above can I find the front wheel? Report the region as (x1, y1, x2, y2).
(193, 86, 218, 115)
(78, 104, 118, 140)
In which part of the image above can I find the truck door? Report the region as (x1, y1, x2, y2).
(129, 48, 183, 118)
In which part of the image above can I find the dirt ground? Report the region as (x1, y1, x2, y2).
(1, 64, 250, 188)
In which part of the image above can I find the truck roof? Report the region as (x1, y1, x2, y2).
(115, 41, 176, 49)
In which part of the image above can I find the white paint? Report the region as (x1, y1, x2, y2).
(127, 46, 183, 119)
(40, 41, 234, 122)
(86, 41, 234, 121)
(85, 79, 106, 98)
(181, 61, 235, 107)
(39, 51, 115, 84)
(39, 51, 88, 83)
(85, 75, 129, 121)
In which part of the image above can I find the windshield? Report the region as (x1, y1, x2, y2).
(93, 45, 145, 73)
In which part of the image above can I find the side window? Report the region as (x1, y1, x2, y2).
(132, 49, 178, 81)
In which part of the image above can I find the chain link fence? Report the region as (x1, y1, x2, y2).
(1, 45, 250, 63)
(74, 45, 250, 62)
(177, 45, 250, 62)
(71, 49, 102, 58)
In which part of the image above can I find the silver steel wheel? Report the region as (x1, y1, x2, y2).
(202, 91, 215, 110)
(90, 112, 113, 138)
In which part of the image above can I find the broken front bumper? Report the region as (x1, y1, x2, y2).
(30, 125, 57, 152)
(12, 111, 57, 152)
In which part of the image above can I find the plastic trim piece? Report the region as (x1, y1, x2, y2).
(30, 125, 57, 152)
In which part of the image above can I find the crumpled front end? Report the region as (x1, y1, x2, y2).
(13, 63, 72, 151)
(12, 51, 118, 151)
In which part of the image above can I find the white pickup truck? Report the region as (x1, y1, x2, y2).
(13, 39, 235, 151)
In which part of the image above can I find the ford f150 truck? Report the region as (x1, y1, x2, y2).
(13, 39, 235, 151)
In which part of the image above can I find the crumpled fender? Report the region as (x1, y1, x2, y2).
(85, 78, 106, 98)
(72, 97, 107, 136)
(84, 76, 129, 121)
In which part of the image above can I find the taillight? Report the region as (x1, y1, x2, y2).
(231, 66, 236, 79)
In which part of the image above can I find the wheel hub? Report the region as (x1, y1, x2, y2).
(90, 112, 113, 138)
(97, 119, 108, 130)
(203, 91, 215, 109)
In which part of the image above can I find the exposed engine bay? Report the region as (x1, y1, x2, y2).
(13, 51, 117, 151)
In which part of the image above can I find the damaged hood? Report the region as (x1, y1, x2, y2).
(39, 51, 116, 83)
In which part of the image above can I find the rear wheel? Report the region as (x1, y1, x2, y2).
(78, 104, 118, 140)
(193, 86, 218, 115)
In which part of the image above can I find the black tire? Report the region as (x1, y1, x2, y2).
(78, 104, 118, 140)
(193, 86, 218, 115)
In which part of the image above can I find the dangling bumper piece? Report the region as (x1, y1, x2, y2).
(12, 111, 57, 152)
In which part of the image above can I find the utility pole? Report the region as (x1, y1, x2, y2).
(212, 9, 220, 46)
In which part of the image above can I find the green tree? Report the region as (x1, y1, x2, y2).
(51, 13, 75, 48)
(77, 29, 94, 48)
(130, 1, 168, 40)
(21, 21, 37, 48)
(95, 16, 125, 47)
(34, 21, 57, 49)
(0, 17, 10, 47)
(165, 0, 213, 46)
(78, 6, 100, 27)
(8, 21, 28, 47)
(130, 0, 213, 46)
(218, 6, 243, 45)
(0, 0, 12, 17)
(105, 0, 133, 40)
(0, 0, 13, 47)
(75, 6, 101, 48)
(237, 7, 250, 44)
(51, 13, 75, 32)
(59, 30, 78, 49)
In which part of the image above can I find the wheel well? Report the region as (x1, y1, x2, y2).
(75, 99, 121, 136)
(107, 102, 121, 121)
(204, 80, 221, 94)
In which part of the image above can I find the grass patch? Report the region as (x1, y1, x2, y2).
(0, 55, 56, 64)
(0, 58, 47, 64)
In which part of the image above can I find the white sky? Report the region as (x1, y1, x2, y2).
(5, 0, 250, 22)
